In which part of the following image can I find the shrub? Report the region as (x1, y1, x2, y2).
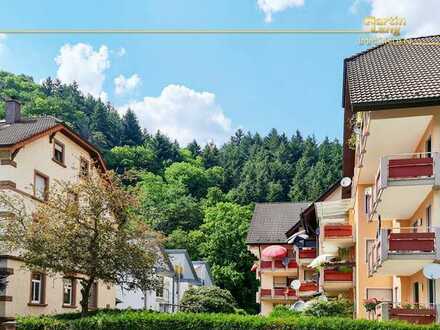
(270, 305, 300, 318)
(17, 309, 439, 330)
(303, 297, 353, 318)
(180, 286, 237, 314)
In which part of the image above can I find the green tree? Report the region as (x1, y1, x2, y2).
(200, 203, 258, 313)
(187, 140, 201, 157)
(121, 109, 144, 146)
(165, 229, 204, 260)
(136, 172, 203, 233)
(107, 145, 155, 174)
(0, 172, 159, 314)
(164, 162, 209, 199)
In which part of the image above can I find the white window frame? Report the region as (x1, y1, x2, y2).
(34, 172, 48, 201)
(31, 273, 42, 304)
(63, 278, 73, 305)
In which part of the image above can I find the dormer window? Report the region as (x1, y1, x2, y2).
(53, 140, 65, 166)
(80, 157, 89, 177)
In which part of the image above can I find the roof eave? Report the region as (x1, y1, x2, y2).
(351, 97, 440, 112)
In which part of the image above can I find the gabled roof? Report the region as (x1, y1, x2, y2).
(0, 116, 106, 171)
(344, 35, 440, 111)
(165, 249, 200, 283)
(0, 116, 60, 145)
(157, 246, 175, 275)
(246, 202, 310, 244)
(192, 260, 213, 284)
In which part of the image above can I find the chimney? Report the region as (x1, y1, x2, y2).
(5, 99, 21, 124)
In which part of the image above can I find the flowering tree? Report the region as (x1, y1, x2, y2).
(0, 171, 160, 314)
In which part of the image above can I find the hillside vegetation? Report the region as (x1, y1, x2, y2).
(0, 71, 342, 312)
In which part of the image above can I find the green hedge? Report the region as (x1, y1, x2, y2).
(17, 310, 440, 330)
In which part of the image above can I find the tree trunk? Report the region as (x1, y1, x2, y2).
(79, 278, 94, 315)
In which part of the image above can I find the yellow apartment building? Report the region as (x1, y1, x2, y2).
(248, 35, 440, 324)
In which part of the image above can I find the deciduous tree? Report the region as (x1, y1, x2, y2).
(0, 171, 159, 314)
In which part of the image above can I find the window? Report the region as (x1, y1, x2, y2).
(365, 239, 375, 263)
(426, 205, 432, 230)
(156, 276, 164, 298)
(273, 277, 288, 288)
(426, 137, 432, 157)
(429, 279, 436, 305)
(34, 171, 49, 201)
(413, 282, 420, 305)
(303, 270, 314, 281)
(88, 282, 98, 309)
(53, 140, 65, 165)
(366, 288, 392, 302)
(412, 219, 422, 233)
(30, 273, 44, 304)
(364, 187, 372, 216)
(80, 157, 89, 177)
(63, 278, 74, 306)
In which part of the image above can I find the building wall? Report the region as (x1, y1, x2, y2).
(354, 184, 393, 319)
(0, 258, 115, 319)
(116, 275, 174, 310)
(0, 131, 96, 193)
(0, 131, 114, 319)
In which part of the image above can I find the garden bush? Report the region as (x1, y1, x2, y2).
(179, 286, 237, 314)
(17, 309, 440, 330)
(303, 297, 353, 318)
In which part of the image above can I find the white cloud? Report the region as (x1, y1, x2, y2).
(119, 84, 233, 145)
(114, 74, 141, 95)
(368, 0, 440, 37)
(257, 0, 304, 23)
(55, 43, 110, 101)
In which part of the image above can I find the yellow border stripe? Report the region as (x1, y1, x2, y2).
(0, 29, 370, 35)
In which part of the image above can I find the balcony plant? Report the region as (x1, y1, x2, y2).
(363, 298, 380, 312)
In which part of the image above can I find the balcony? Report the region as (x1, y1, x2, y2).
(299, 281, 318, 296)
(322, 268, 354, 292)
(259, 258, 298, 274)
(370, 153, 440, 220)
(376, 303, 438, 324)
(259, 288, 297, 301)
(368, 228, 440, 277)
(322, 224, 354, 249)
(298, 248, 317, 265)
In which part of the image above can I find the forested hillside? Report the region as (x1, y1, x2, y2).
(0, 71, 342, 312)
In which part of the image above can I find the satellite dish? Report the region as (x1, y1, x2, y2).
(291, 300, 306, 311)
(423, 263, 440, 280)
(341, 177, 352, 188)
(290, 280, 301, 290)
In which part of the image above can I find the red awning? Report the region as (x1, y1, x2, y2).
(251, 264, 258, 272)
(261, 245, 287, 259)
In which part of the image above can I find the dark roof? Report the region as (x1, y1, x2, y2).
(246, 202, 310, 244)
(344, 35, 440, 111)
(286, 180, 341, 237)
(0, 115, 107, 171)
(0, 116, 60, 146)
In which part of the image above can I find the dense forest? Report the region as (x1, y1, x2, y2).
(0, 71, 342, 312)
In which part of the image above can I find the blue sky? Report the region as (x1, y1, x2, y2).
(0, 0, 438, 145)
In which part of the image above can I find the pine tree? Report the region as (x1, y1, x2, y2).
(121, 109, 144, 146)
(187, 140, 202, 157)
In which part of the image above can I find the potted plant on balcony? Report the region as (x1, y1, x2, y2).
(363, 298, 380, 320)
(364, 298, 380, 312)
